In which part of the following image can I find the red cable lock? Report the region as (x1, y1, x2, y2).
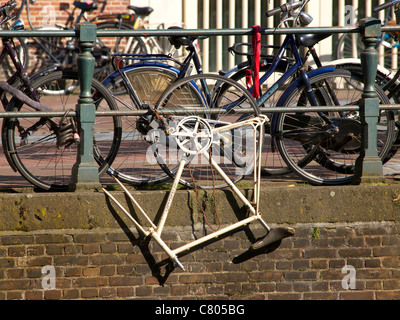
(251, 25, 261, 98)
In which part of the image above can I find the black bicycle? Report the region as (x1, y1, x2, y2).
(0, 0, 122, 191)
(16, 0, 146, 80)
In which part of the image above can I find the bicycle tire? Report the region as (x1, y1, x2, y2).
(274, 69, 395, 186)
(153, 73, 261, 189)
(2, 70, 121, 191)
(103, 64, 180, 186)
(96, 21, 148, 68)
(336, 32, 398, 71)
(334, 62, 400, 164)
(335, 32, 364, 61)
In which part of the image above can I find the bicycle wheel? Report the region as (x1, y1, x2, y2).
(334, 62, 400, 164)
(274, 69, 395, 186)
(153, 73, 261, 189)
(96, 22, 147, 54)
(335, 32, 363, 61)
(2, 70, 121, 191)
(96, 21, 147, 69)
(336, 32, 399, 71)
(103, 64, 180, 185)
(226, 60, 294, 176)
(26, 26, 69, 75)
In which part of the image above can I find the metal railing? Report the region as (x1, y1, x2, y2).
(1, 19, 399, 190)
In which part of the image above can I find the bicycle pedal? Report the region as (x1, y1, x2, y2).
(250, 227, 295, 250)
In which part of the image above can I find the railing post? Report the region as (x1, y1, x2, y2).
(70, 22, 100, 191)
(353, 17, 385, 184)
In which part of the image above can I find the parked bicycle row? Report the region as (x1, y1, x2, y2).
(1, 0, 400, 192)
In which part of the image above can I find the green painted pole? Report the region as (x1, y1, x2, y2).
(70, 22, 101, 191)
(353, 17, 385, 184)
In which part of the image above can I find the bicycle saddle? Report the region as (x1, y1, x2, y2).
(168, 26, 198, 49)
(73, 1, 98, 12)
(128, 6, 154, 17)
(295, 33, 331, 48)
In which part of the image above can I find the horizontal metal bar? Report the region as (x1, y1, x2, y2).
(1, 24, 399, 39)
(1, 105, 399, 119)
(0, 25, 387, 39)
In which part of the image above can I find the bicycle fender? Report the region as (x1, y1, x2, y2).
(270, 65, 336, 137)
(102, 62, 180, 86)
(29, 65, 63, 82)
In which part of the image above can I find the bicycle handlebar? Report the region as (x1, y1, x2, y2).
(0, 0, 17, 17)
(373, 0, 400, 13)
(266, 1, 303, 17)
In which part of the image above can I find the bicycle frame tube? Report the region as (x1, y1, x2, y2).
(0, 39, 39, 105)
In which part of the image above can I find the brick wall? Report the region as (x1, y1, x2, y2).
(18, 0, 131, 28)
(1, 222, 399, 300)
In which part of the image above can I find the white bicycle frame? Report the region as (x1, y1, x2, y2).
(102, 115, 293, 270)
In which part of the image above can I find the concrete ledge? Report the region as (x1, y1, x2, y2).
(1, 183, 399, 232)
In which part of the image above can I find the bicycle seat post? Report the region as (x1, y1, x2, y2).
(70, 22, 101, 191)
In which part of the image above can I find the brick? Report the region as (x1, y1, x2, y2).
(74, 233, 107, 243)
(7, 291, 23, 300)
(89, 254, 124, 266)
(64, 267, 82, 277)
(373, 247, 400, 257)
(179, 274, 214, 284)
(339, 291, 375, 300)
(249, 272, 282, 281)
(8, 246, 26, 257)
(1, 235, 34, 245)
(171, 285, 189, 296)
(383, 279, 400, 290)
(63, 289, 80, 300)
(83, 267, 100, 277)
(109, 276, 143, 286)
(293, 259, 310, 270)
(375, 291, 400, 300)
(100, 266, 115, 276)
(0, 280, 31, 291)
(365, 280, 383, 290)
(36, 234, 71, 244)
(7, 269, 24, 279)
(304, 292, 338, 300)
(73, 277, 107, 288)
(382, 257, 400, 268)
(45, 245, 63, 255)
(99, 287, 117, 298)
(268, 293, 302, 300)
(0, 258, 15, 268)
(118, 287, 135, 298)
(303, 248, 337, 259)
(44, 290, 62, 300)
(82, 244, 100, 254)
(81, 288, 99, 299)
(154, 286, 171, 296)
(64, 245, 82, 255)
(54, 255, 88, 266)
(285, 271, 318, 281)
(365, 258, 381, 268)
(20, 256, 53, 267)
(25, 291, 44, 300)
(101, 243, 117, 253)
(338, 248, 372, 258)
